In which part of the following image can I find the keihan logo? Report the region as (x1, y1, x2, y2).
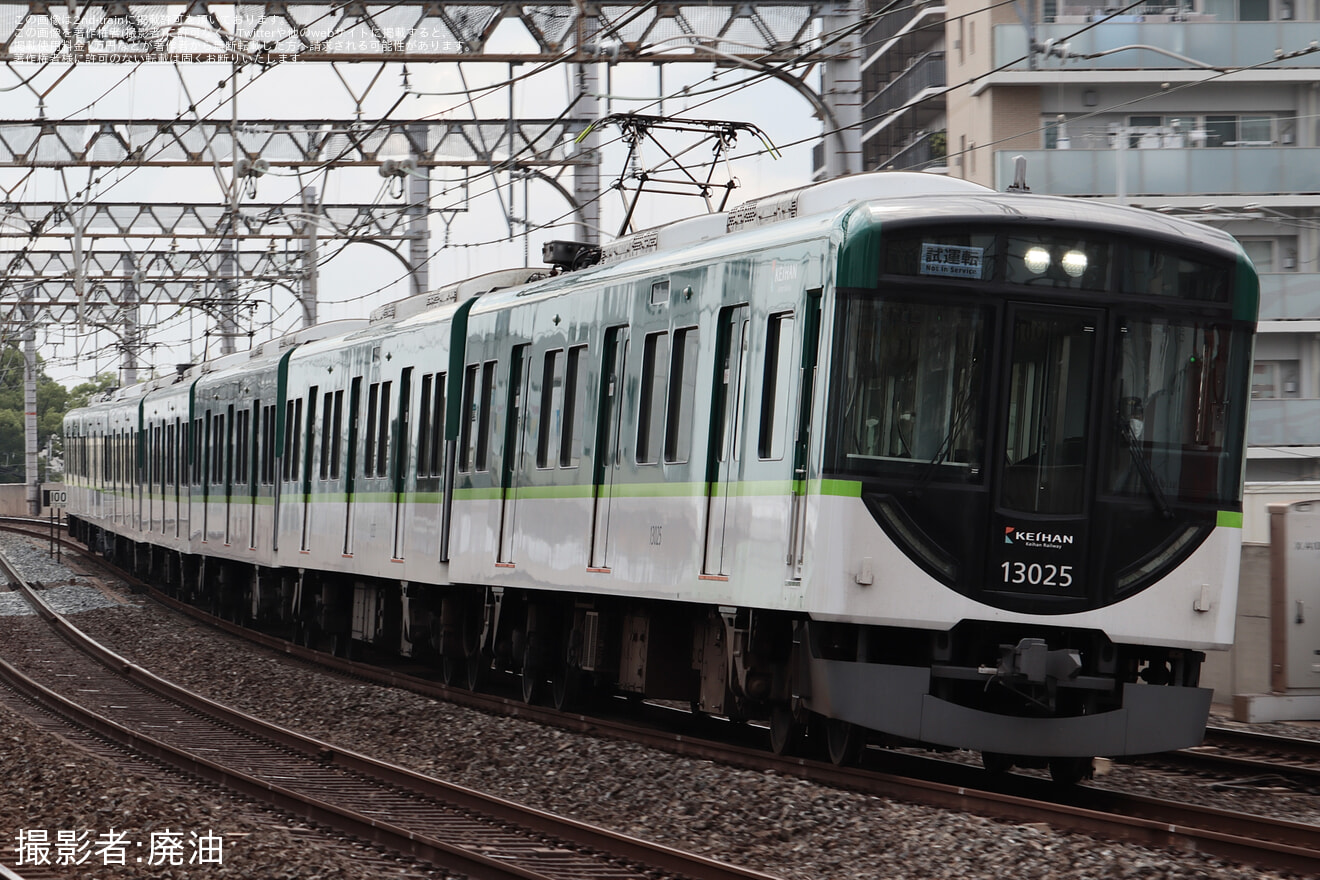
(1004, 526, 1015, 545)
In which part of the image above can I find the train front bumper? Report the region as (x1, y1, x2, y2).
(802, 656, 1212, 758)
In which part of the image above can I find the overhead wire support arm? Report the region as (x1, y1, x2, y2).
(578, 113, 781, 236)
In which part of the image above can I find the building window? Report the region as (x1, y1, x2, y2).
(1240, 240, 1274, 273)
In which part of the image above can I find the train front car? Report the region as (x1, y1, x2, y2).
(803, 192, 1257, 780)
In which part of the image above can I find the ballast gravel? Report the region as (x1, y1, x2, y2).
(0, 534, 1313, 880)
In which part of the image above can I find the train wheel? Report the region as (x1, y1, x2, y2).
(769, 705, 803, 756)
(550, 664, 581, 712)
(982, 752, 1014, 775)
(441, 655, 463, 687)
(1048, 757, 1094, 785)
(825, 718, 864, 766)
(465, 650, 488, 692)
(520, 643, 543, 705)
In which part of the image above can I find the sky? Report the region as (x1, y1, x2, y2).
(0, 36, 825, 390)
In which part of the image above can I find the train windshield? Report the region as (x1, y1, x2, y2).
(1110, 316, 1241, 506)
(831, 299, 990, 482)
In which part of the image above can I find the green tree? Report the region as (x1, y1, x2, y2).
(68, 372, 119, 409)
(0, 344, 78, 483)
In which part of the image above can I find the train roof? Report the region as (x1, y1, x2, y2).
(66, 173, 1247, 409)
(461, 172, 1246, 316)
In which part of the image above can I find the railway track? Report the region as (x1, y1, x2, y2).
(1134, 725, 1320, 793)
(5, 520, 1320, 876)
(0, 538, 780, 880)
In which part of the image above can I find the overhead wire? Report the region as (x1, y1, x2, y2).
(20, 0, 1320, 373)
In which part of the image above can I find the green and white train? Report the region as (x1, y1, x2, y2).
(64, 171, 1258, 780)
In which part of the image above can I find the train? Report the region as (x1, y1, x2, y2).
(63, 171, 1259, 782)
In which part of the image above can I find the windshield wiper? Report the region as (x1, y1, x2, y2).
(907, 390, 978, 495)
(1117, 416, 1172, 519)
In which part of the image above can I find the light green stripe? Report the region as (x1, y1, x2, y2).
(506, 484, 597, 501)
(816, 478, 862, 498)
(1218, 510, 1243, 529)
(453, 487, 505, 501)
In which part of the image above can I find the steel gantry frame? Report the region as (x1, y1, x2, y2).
(0, 2, 824, 64)
(0, 0, 862, 512)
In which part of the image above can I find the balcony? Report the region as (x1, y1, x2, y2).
(995, 21, 1320, 72)
(862, 51, 946, 133)
(1260, 274, 1320, 321)
(863, 0, 945, 66)
(993, 148, 1320, 197)
(1248, 398, 1320, 447)
(882, 130, 947, 170)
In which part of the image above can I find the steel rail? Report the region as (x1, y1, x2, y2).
(7, 520, 1320, 875)
(0, 542, 783, 880)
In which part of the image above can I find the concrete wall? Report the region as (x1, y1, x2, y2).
(1204, 489, 1320, 711)
(0, 483, 66, 519)
(1202, 544, 1271, 702)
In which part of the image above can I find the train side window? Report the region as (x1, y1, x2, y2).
(281, 402, 293, 481)
(475, 362, 495, 472)
(365, 382, 381, 477)
(538, 349, 565, 469)
(166, 423, 175, 489)
(202, 412, 212, 486)
(303, 389, 317, 487)
(288, 399, 304, 483)
(665, 327, 699, 464)
(417, 374, 433, 476)
(417, 372, 446, 477)
(377, 380, 392, 478)
(228, 408, 237, 487)
(218, 410, 230, 485)
(758, 313, 795, 461)
(429, 373, 445, 476)
(320, 391, 334, 480)
(236, 407, 250, 486)
(187, 419, 196, 486)
(637, 331, 670, 464)
(261, 405, 275, 484)
(561, 345, 587, 468)
(460, 365, 478, 472)
(330, 390, 344, 480)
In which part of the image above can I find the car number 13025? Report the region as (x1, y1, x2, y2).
(1000, 561, 1073, 588)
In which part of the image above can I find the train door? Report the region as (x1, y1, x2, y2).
(393, 368, 413, 559)
(787, 290, 823, 578)
(704, 305, 750, 577)
(225, 404, 235, 545)
(589, 326, 629, 570)
(988, 305, 1102, 601)
(498, 347, 529, 564)
(343, 377, 361, 555)
(202, 413, 211, 540)
(300, 387, 317, 552)
(247, 402, 259, 550)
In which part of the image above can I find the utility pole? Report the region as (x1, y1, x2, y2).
(22, 287, 39, 515)
(300, 186, 320, 328)
(819, 0, 862, 178)
(573, 15, 602, 245)
(407, 123, 430, 295)
(121, 253, 140, 386)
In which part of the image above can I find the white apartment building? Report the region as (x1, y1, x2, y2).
(854, 0, 1320, 480)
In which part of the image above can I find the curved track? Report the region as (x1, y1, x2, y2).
(0, 536, 779, 880)
(5, 519, 1320, 876)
